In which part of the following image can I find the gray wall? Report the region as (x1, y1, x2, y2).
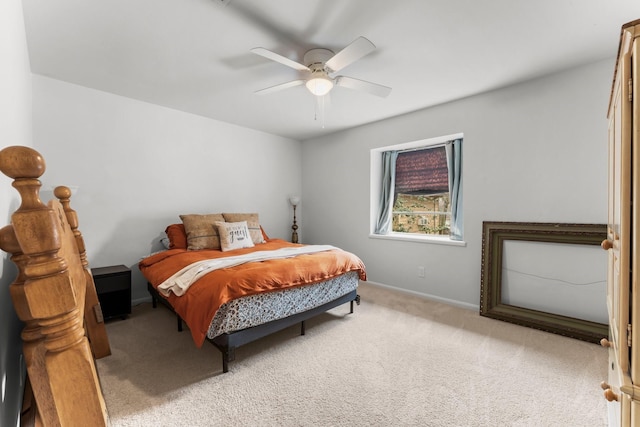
(0, 0, 33, 425)
(301, 58, 611, 309)
(32, 76, 302, 303)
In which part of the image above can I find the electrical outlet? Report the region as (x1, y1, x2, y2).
(418, 266, 425, 278)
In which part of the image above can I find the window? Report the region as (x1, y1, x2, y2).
(370, 133, 464, 243)
(393, 146, 450, 236)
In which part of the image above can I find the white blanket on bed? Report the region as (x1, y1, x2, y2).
(157, 245, 337, 297)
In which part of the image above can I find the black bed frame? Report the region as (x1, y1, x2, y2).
(147, 283, 360, 373)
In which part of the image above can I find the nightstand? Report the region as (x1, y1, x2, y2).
(92, 264, 131, 320)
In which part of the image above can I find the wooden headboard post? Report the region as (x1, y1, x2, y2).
(0, 146, 108, 426)
(54, 185, 111, 359)
(0, 225, 52, 425)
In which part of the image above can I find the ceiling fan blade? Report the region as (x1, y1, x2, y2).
(335, 76, 392, 98)
(254, 79, 306, 95)
(325, 36, 376, 73)
(250, 47, 310, 71)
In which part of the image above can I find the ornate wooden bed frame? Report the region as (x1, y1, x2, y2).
(147, 281, 360, 373)
(0, 146, 110, 426)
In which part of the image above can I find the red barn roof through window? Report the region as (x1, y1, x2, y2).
(395, 147, 449, 195)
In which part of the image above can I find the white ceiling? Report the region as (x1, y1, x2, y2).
(21, 0, 640, 141)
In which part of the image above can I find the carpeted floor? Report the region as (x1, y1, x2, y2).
(97, 282, 608, 426)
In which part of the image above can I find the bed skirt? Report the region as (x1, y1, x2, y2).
(147, 270, 361, 372)
(207, 271, 360, 339)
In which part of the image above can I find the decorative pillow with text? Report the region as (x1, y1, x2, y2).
(216, 221, 255, 252)
(222, 213, 265, 244)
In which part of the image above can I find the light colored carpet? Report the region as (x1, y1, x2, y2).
(97, 283, 608, 426)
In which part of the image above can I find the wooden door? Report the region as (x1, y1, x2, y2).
(605, 21, 639, 425)
(630, 29, 640, 427)
(607, 24, 632, 378)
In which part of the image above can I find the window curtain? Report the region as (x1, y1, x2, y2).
(445, 139, 463, 240)
(374, 150, 398, 234)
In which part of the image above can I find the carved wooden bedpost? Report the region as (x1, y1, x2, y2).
(54, 185, 111, 359)
(0, 146, 108, 426)
(0, 225, 50, 425)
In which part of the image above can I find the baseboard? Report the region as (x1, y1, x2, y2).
(133, 283, 479, 312)
(132, 296, 153, 306)
(361, 280, 479, 311)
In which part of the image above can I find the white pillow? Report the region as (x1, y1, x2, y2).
(221, 213, 265, 244)
(215, 221, 255, 252)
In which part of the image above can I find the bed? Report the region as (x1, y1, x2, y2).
(139, 215, 366, 373)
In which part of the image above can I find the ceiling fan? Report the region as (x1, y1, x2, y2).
(251, 36, 392, 98)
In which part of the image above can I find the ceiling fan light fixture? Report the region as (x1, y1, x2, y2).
(306, 75, 334, 96)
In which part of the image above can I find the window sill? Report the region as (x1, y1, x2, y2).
(368, 232, 467, 247)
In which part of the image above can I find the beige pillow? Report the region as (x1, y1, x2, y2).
(179, 213, 225, 250)
(222, 213, 264, 244)
(215, 221, 255, 251)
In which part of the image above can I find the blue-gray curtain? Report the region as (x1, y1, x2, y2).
(445, 139, 463, 240)
(374, 150, 398, 234)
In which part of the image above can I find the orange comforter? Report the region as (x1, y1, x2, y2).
(138, 239, 366, 347)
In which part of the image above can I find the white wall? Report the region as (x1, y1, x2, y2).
(0, 0, 32, 425)
(32, 76, 302, 302)
(301, 58, 611, 309)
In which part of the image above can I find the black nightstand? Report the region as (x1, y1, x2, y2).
(92, 265, 131, 320)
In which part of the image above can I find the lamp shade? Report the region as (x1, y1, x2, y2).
(305, 76, 334, 96)
(289, 196, 301, 206)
